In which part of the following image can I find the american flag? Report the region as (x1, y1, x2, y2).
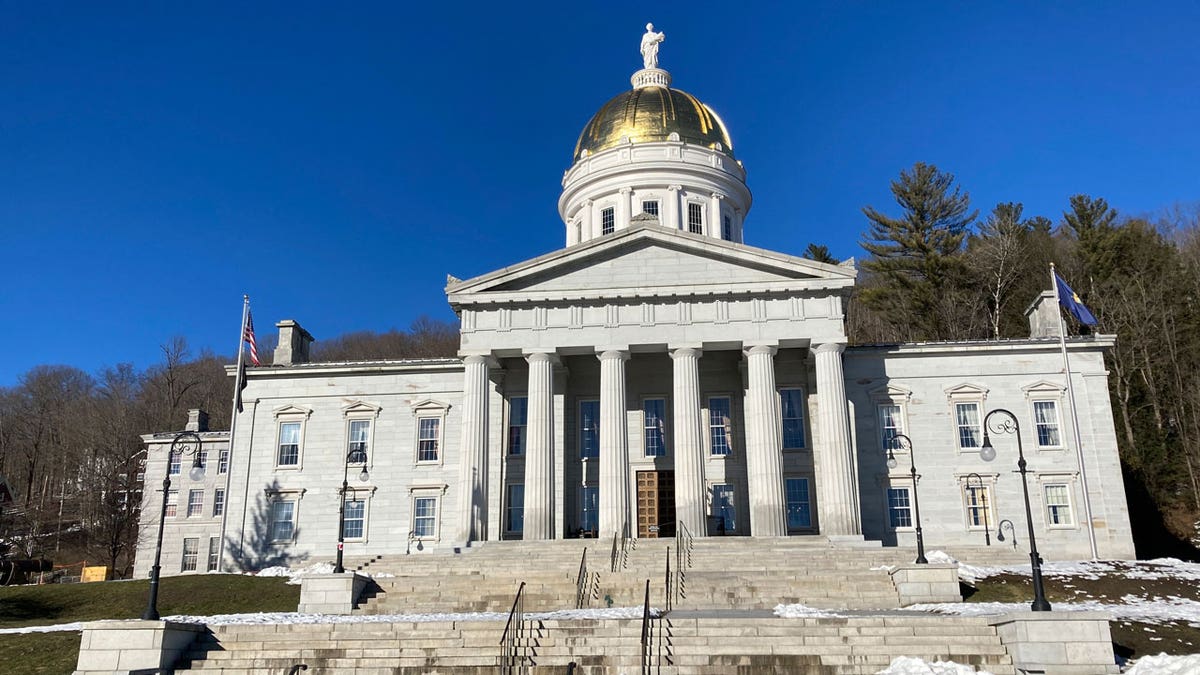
(244, 309, 260, 366)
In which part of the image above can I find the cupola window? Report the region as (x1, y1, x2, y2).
(642, 200, 659, 218)
(601, 207, 615, 235)
(688, 203, 704, 234)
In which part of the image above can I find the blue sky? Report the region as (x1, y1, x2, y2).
(3, 2, 1198, 385)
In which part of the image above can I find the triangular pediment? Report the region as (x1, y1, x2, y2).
(447, 224, 855, 304)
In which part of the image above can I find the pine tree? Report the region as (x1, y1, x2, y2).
(802, 243, 839, 265)
(859, 162, 978, 340)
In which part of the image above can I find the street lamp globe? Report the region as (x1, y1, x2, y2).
(358, 467, 370, 482)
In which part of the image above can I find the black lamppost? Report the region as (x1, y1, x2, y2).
(965, 472, 991, 546)
(887, 434, 927, 564)
(980, 408, 1051, 611)
(333, 446, 369, 574)
(142, 431, 206, 621)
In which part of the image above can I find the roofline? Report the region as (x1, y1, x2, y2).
(224, 358, 464, 378)
(847, 334, 1116, 356)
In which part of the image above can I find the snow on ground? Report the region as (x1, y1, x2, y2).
(1123, 653, 1200, 674)
(929, 550, 1200, 586)
(0, 622, 84, 635)
(875, 657, 993, 675)
(252, 562, 396, 584)
(908, 596, 1200, 627)
(774, 603, 849, 618)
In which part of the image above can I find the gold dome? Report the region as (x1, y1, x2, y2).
(573, 86, 734, 162)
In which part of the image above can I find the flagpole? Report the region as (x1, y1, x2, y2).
(217, 295, 251, 568)
(1050, 263, 1100, 560)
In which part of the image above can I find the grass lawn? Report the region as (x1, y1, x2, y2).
(0, 574, 300, 675)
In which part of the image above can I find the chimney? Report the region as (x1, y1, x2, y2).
(274, 319, 315, 366)
(185, 409, 209, 433)
(1025, 291, 1059, 339)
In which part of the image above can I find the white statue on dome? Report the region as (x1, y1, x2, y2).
(640, 23, 665, 69)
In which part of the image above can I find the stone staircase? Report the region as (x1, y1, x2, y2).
(172, 614, 1015, 674)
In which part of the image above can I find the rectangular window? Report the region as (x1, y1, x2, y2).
(348, 419, 370, 457)
(955, 402, 982, 449)
(213, 488, 225, 517)
(601, 207, 615, 235)
(713, 484, 736, 532)
(785, 478, 811, 529)
(413, 496, 437, 538)
(508, 397, 528, 456)
(780, 388, 806, 449)
(417, 417, 441, 462)
(879, 404, 903, 450)
(722, 215, 732, 241)
(1034, 401, 1062, 447)
(580, 486, 598, 534)
(164, 490, 178, 518)
(643, 398, 667, 457)
(642, 200, 659, 217)
(270, 500, 295, 542)
(709, 397, 732, 456)
(1044, 484, 1074, 526)
(888, 487, 913, 528)
(278, 422, 301, 466)
(506, 484, 525, 533)
(207, 537, 220, 572)
(181, 538, 199, 572)
(580, 400, 600, 458)
(168, 450, 182, 476)
(343, 498, 365, 539)
(688, 203, 703, 234)
(197, 450, 208, 472)
(218, 448, 229, 474)
(186, 489, 204, 518)
(964, 485, 991, 528)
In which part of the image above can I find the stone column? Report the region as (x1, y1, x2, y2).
(814, 342, 861, 535)
(744, 345, 787, 536)
(710, 192, 725, 239)
(671, 347, 706, 536)
(598, 349, 631, 538)
(666, 185, 682, 232)
(581, 199, 594, 240)
(618, 187, 632, 230)
(524, 351, 557, 540)
(455, 354, 492, 543)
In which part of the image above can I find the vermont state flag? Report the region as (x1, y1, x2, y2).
(1055, 272, 1098, 326)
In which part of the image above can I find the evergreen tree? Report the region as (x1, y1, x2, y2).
(802, 243, 839, 265)
(859, 162, 978, 340)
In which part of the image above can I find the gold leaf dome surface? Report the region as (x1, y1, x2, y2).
(573, 86, 734, 162)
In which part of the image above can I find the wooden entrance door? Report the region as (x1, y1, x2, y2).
(636, 471, 676, 538)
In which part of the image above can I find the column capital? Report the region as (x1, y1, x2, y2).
(744, 344, 778, 357)
(813, 341, 847, 356)
(597, 349, 630, 362)
(667, 184, 682, 192)
(669, 346, 703, 360)
(619, 186, 632, 195)
(524, 350, 560, 365)
(710, 191, 726, 201)
(460, 353, 499, 368)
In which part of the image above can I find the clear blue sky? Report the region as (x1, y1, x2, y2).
(3, 2, 1199, 385)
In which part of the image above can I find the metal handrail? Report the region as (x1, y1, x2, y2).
(639, 578, 652, 675)
(499, 581, 527, 674)
(610, 531, 620, 573)
(575, 547, 590, 609)
(664, 546, 672, 613)
(673, 519, 694, 606)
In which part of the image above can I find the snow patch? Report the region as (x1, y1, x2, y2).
(161, 607, 659, 626)
(1123, 653, 1200, 674)
(0, 622, 83, 635)
(875, 656, 993, 674)
(773, 603, 849, 619)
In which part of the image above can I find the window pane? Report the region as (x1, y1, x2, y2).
(880, 405, 902, 448)
(187, 490, 204, 517)
(213, 489, 225, 517)
(509, 397, 527, 456)
(168, 450, 182, 475)
(785, 478, 811, 529)
(1045, 484, 1073, 525)
(418, 418, 441, 461)
(349, 420, 370, 455)
(343, 500, 365, 539)
(888, 487, 912, 528)
(602, 207, 615, 235)
(507, 484, 525, 533)
(413, 497, 437, 537)
(965, 486, 991, 527)
(165, 490, 178, 518)
(956, 403, 981, 449)
(688, 203, 703, 233)
(642, 200, 659, 217)
(271, 501, 295, 541)
(580, 401, 600, 458)
(278, 422, 301, 465)
(781, 389, 805, 449)
(643, 399, 666, 457)
(580, 486, 598, 533)
(218, 448, 229, 474)
(181, 538, 199, 572)
(1034, 401, 1061, 447)
(207, 537, 220, 572)
(709, 397, 732, 456)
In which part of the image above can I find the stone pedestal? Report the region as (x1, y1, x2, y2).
(989, 611, 1119, 674)
(888, 563, 962, 605)
(297, 572, 370, 614)
(74, 619, 204, 675)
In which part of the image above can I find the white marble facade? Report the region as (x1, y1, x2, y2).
(134, 35, 1136, 578)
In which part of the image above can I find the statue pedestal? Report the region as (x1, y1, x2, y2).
(632, 68, 671, 89)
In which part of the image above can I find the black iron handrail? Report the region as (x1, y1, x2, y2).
(499, 581, 527, 674)
(664, 545, 672, 613)
(639, 578, 652, 675)
(673, 519, 694, 606)
(610, 531, 620, 573)
(574, 547, 590, 609)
